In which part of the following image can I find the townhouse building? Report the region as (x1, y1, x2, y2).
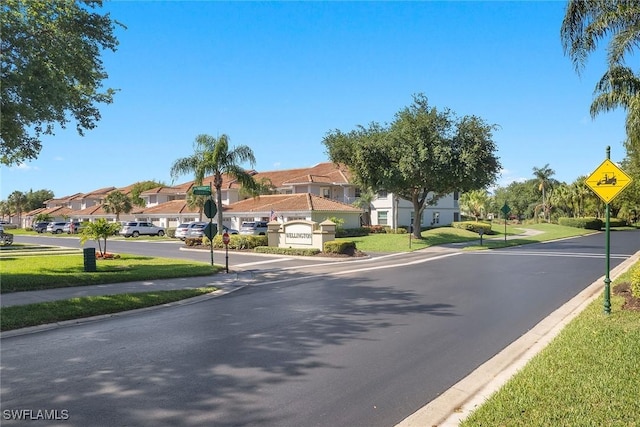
(23, 162, 460, 231)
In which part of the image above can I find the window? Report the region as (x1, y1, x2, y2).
(355, 188, 361, 198)
(378, 211, 388, 225)
(321, 187, 330, 198)
(377, 190, 388, 199)
(432, 212, 440, 225)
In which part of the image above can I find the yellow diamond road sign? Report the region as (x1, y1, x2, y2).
(585, 159, 633, 204)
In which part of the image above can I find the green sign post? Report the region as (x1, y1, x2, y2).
(501, 203, 511, 245)
(585, 146, 634, 314)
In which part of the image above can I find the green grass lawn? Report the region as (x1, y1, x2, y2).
(460, 262, 640, 427)
(337, 223, 595, 253)
(1, 253, 222, 293)
(0, 287, 218, 331)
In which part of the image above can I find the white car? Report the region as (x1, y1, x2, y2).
(239, 221, 268, 235)
(175, 222, 206, 240)
(119, 221, 166, 238)
(46, 222, 68, 234)
(187, 223, 239, 238)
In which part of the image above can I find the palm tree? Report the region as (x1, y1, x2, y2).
(561, 1, 640, 164)
(352, 188, 375, 226)
(186, 190, 207, 222)
(102, 190, 132, 221)
(170, 134, 257, 235)
(7, 190, 27, 225)
(459, 189, 489, 222)
(532, 164, 555, 222)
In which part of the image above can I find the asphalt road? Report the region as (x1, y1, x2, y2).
(2, 230, 638, 426)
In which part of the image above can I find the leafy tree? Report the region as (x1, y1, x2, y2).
(324, 94, 501, 238)
(34, 213, 53, 223)
(130, 180, 165, 207)
(102, 190, 132, 221)
(612, 155, 640, 223)
(170, 134, 258, 235)
(0, 201, 11, 221)
(25, 189, 54, 211)
(0, 0, 123, 165)
(532, 164, 556, 222)
(80, 218, 120, 257)
(561, 0, 640, 164)
(239, 177, 276, 198)
(460, 190, 489, 221)
(491, 180, 539, 220)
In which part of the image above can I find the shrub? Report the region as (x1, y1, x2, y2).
(609, 217, 627, 227)
(166, 227, 176, 238)
(203, 234, 267, 250)
(364, 225, 388, 234)
(336, 227, 370, 238)
(557, 217, 603, 230)
(386, 227, 408, 234)
(254, 246, 320, 256)
(184, 237, 203, 247)
(452, 221, 493, 235)
(324, 240, 356, 254)
(631, 263, 640, 299)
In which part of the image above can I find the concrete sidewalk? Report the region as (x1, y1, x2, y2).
(0, 271, 258, 308)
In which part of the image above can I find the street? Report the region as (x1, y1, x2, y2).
(1, 231, 638, 426)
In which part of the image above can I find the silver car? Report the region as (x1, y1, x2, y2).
(175, 222, 206, 240)
(46, 222, 67, 234)
(187, 223, 239, 238)
(119, 221, 166, 238)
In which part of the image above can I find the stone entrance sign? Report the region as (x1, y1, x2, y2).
(268, 220, 336, 250)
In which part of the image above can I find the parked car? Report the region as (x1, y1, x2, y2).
(46, 222, 68, 234)
(175, 222, 205, 240)
(239, 221, 268, 235)
(186, 223, 239, 239)
(63, 222, 84, 234)
(119, 221, 165, 238)
(32, 222, 50, 233)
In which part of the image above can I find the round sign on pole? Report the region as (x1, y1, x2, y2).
(222, 232, 230, 245)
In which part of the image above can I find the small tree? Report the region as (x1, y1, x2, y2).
(34, 213, 53, 223)
(80, 219, 120, 257)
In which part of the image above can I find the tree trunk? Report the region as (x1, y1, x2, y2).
(411, 193, 425, 239)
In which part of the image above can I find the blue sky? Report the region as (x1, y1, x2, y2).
(1, 1, 629, 201)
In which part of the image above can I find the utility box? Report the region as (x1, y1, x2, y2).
(83, 247, 96, 272)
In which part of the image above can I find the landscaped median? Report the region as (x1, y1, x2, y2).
(0, 248, 225, 331)
(1, 287, 218, 331)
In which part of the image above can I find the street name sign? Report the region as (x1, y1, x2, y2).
(193, 186, 212, 196)
(585, 159, 633, 204)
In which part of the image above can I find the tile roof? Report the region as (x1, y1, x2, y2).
(135, 199, 207, 215)
(224, 194, 362, 213)
(140, 186, 185, 196)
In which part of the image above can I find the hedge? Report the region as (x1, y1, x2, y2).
(254, 246, 321, 256)
(185, 235, 268, 249)
(324, 240, 356, 254)
(557, 217, 603, 230)
(452, 221, 493, 235)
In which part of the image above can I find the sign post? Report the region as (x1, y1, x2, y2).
(501, 203, 511, 245)
(223, 232, 230, 273)
(202, 185, 217, 267)
(585, 146, 634, 314)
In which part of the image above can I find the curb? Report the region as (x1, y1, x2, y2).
(0, 281, 249, 339)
